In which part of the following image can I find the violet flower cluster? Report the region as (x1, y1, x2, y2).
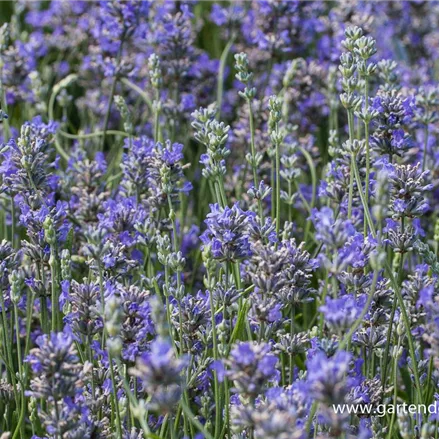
(1, 2, 439, 439)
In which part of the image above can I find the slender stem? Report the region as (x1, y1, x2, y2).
(87, 335, 96, 400)
(40, 295, 49, 334)
(12, 303, 24, 439)
(120, 77, 153, 110)
(114, 357, 155, 439)
(298, 146, 317, 212)
(0, 296, 10, 381)
(305, 401, 318, 437)
(270, 159, 276, 218)
(54, 400, 61, 439)
(10, 197, 15, 249)
(210, 282, 221, 438)
(59, 129, 129, 140)
(382, 246, 404, 394)
(275, 134, 281, 241)
(298, 145, 317, 241)
(154, 88, 160, 143)
(98, 262, 106, 349)
(425, 354, 434, 404)
(101, 34, 125, 151)
(363, 79, 370, 236)
(213, 181, 223, 208)
(108, 351, 123, 439)
(50, 246, 60, 332)
(247, 101, 263, 220)
(318, 273, 329, 336)
(13, 304, 23, 379)
(422, 124, 429, 172)
(287, 181, 292, 223)
(0, 73, 11, 141)
(0, 291, 18, 405)
(347, 110, 356, 219)
(248, 102, 258, 188)
(387, 336, 401, 439)
(48, 74, 78, 161)
(338, 268, 379, 351)
(216, 37, 235, 120)
(289, 307, 294, 383)
(217, 176, 228, 208)
(181, 399, 214, 439)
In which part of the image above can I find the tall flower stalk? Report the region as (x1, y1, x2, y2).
(355, 34, 377, 235)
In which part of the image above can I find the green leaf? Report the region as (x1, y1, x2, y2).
(230, 300, 249, 344)
(65, 227, 74, 253)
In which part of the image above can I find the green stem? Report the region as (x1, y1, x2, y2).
(422, 124, 429, 172)
(59, 129, 129, 140)
(108, 351, 123, 439)
(0, 290, 18, 406)
(363, 79, 370, 237)
(289, 307, 295, 383)
(216, 37, 235, 119)
(381, 249, 404, 395)
(338, 268, 379, 351)
(154, 88, 160, 143)
(13, 304, 23, 379)
(208, 258, 221, 438)
(114, 358, 155, 439)
(387, 337, 401, 439)
(40, 295, 49, 334)
(318, 274, 329, 336)
(181, 399, 214, 439)
(305, 401, 318, 437)
(298, 146, 317, 213)
(12, 303, 24, 439)
(48, 74, 78, 161)
(101, 34, 125, 151)
(347, 110, 356, 219)
(0, 73, 11, 141)
(97, 262, 106, 349)
(120, 77, 153, 111)
(247, 101, 263, 220)
(50, 247, 60, 332)
(275, 134, 281, 241)
(217, 176, 228, 207)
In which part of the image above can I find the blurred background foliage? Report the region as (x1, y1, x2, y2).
(0, 2, 15, 23)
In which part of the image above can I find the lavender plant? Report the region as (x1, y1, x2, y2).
(1, 2, 439, 439)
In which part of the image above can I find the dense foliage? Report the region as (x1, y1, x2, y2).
(1, 1, 439, 438)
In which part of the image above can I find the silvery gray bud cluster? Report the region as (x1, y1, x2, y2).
(114, 95, 133, 135)
(192, 106, 231, 179)
(148, 53, 162, 90)
(234, 52, 256, 100)
(247, 181, 272, 202)
(377, 59, 400, 91)
(9, 269, 23, 304)
(343, 138, 365, 156)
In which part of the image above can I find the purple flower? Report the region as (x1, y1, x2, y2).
(227, 342, 278, 398)
(370, 90, 415, 157)
(388, 162, 432, 219)
(26, 332, 84, 401)
(130, 338, 188, 414)
(306, 350, 352, 405)
(130, 338, 187, 390)
(319, 294, 363, 333)
(311, 207, 356, 249)
(201, 203, 253, 262)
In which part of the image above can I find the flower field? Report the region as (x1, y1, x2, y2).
(1, 1, 439, 438)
